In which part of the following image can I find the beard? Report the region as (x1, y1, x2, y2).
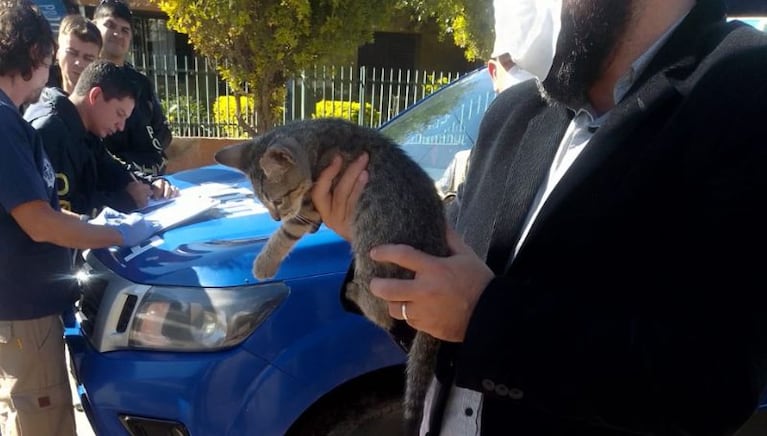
(540, 0, 634, 109)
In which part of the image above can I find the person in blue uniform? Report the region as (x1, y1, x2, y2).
(0, 3, 157, 434)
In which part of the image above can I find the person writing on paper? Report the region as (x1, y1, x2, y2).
(437, 0, 560, 199)
(25, 15, 176, 216)
(25, 57, 177, 217)
(0, 3, 158, 435)
(314, 0, 767, 434)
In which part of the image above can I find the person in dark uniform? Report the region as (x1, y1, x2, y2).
(32, 13, 176, 215)
(92, 0, 172, 177)
(25, 59, 177, 217)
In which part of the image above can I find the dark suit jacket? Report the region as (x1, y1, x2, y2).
(424, 2, 767, 435)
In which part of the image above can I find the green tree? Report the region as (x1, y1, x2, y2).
(156, 0, 398, 133)
(396, 0, 493, 61)
(154, 0, 492, 134)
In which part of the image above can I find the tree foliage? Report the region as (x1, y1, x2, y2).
(156, 0, 397, 132)
(396, 0, 494, 61)
(154, 0, 492, 133)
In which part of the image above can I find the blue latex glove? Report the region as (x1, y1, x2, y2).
(90, 207, 161, 247)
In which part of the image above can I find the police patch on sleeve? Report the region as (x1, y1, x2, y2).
(42, 157, 55, 190)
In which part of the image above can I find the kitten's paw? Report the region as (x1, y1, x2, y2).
(253, 255, 279, 279)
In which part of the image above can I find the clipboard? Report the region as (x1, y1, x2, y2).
(142, 194, 219, 231)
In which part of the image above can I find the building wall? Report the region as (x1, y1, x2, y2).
(165, 137, 244, 173)
(418, 27, 484, 73)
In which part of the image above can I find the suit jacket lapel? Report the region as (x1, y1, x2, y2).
(489, 0, 729, 271)
(511, 74, 681, 269)
(521, 0, 730, 243)
(484, 104, 570, 274)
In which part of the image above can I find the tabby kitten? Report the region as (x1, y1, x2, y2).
(215, 118, 448, 432)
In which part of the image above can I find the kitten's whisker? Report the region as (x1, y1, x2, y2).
(293, 214, 322, 232)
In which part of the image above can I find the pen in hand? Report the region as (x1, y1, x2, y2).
(126, 173, 153, 208)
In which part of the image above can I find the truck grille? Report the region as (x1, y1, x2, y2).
(79, 275, 108, 337)
(80, 252, 153, 352)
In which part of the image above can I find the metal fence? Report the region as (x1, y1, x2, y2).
(130, 54, 463, 138)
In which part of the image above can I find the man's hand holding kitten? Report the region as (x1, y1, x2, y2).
(311, 153, 493, 342)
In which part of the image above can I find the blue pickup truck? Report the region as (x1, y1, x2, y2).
(65, 6, 767, 431)
(65, 68, 495, 436)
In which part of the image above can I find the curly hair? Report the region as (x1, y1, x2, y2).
(0, 0, 56, 80)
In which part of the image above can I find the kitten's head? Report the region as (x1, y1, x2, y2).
(215, 135, 313, 221)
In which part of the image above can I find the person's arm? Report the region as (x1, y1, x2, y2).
(111, 149, 179, 202)
(148, 88, 172, 151)
(93, 140, 134, 192)
(92, 142, 153, 209)
(12, 199, 160, 249)
(29, 116, 84, 213)
(10, 199, 122, 248)
(131, 75, 171, 175)
(104, 72, 170, 176)
(368, 229, 492, 341)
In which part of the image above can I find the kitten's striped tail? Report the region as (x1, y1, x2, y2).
(404, 332, 440, 435)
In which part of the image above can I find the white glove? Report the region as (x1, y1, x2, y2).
(90, 207, 161, 247)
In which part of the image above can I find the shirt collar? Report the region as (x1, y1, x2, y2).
(0, 88, 15, 109)
(577, 7, 692, 121)
(612, 11, 690, 105)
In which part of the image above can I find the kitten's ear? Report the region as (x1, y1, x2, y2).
(215, 141, 250, 172)
(260, 145, 296, 179)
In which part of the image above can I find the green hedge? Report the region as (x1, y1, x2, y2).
(212, 95, 255, 138)
(313, 100, 381, 126)
(161, 95, 210, 135)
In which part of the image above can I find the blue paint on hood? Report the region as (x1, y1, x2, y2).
(89, 165, 353, 288)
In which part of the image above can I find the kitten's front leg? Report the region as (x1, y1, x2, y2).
(254, 223, 308, 279)
(254, 204, 323, 279)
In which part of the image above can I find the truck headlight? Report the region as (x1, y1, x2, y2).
(128, 284, 288, 351)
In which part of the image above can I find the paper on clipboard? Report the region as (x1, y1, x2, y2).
(177, 182, 253, 200)
(142, 194, 219, 231)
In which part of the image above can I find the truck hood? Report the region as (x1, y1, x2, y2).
(89, 165, 352, 287)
